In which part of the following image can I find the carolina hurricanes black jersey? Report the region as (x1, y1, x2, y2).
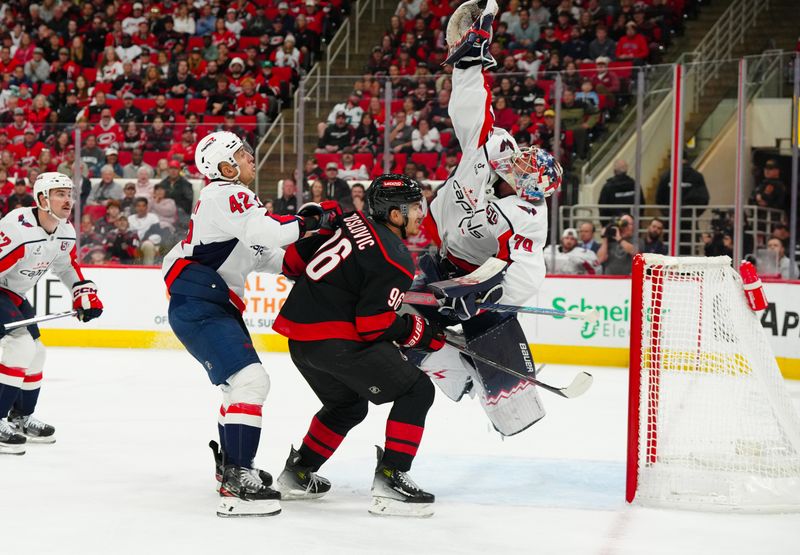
(273, 211, 415, 343)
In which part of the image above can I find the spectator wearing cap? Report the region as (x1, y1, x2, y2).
(5, 179, 35, 214)
(196, 4, 217, 36)
(157, 161, 194, 220)
(91, 108, 124, 151)
(5, 108, 31, 145)
(89, 165, 124, 205)
(112, 61, 144, 98)
(275, 36, 302, 71)
(303, 0, 326, 37)
(115, 93, 145, 125)
(535, 22, 562, 54)
(104, 148, 124, 178)
(120, 182, 138, 215)
(236, 78, 271, 136)
(589, 25, 617, 61)
(122, 148, 153, 180)
(591, 56, 621, 99)
(322, 162, 352, 205)
(750, 159, 787, 210)
(52, 47, 80, 83)
(123, 3, 147, 35)
(11, 128, 45, 168)
(167, 59, 197, 100)
(616, 22, 649, 65)
(529, 97, 548, 127)
(317, 111, 353, 153)
(223, 7, 244, 37)
(23, 47, 50, 83)
(545, 228, 602, 275)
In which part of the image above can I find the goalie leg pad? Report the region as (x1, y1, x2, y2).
(463, 314, 546, 436)
(413, 345, 474, 402)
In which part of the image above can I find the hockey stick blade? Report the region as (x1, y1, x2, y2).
(443, 335, 593, 399)
(0, 310, 78, 332)
(403, 291, 599, 322)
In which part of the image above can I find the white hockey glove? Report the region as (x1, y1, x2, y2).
(444, 0, 498, 69)
(438, 284, 503, 321)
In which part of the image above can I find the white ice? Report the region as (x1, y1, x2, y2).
(2, 348, 799, 555)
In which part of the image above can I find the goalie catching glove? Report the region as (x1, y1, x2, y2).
(399, 314, 445, 352)
(444, 0, 498, 69)
(72, 280, 103, 322)
(438, 284, 503, 321)
(297, 200, 342, 233)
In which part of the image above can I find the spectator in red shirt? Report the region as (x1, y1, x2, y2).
(11, 129, 44, 168)
(211, 18, 238, 50)
(553, 11, 575, 43)
(615, 22, 649, 65)
(303, 0, 326, 36)
(167, 129, 196, 164)
(5, 108, 32, 145)
(0, 46, 19, 75)
(91, 109, 124, 151)
(236, 78, 270, 136)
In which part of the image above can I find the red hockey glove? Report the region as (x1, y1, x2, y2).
(400, 314, 445, 352)
(72, 280, 104, 322)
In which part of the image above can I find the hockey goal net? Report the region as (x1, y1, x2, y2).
(626, 254, 800, 511)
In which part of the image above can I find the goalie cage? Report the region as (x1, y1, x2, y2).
(626, 254, 800, 512)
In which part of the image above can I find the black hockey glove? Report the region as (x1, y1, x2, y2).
(400, 314, 445, 352)
(438, 284, 503, 321)
(297, 201, 342, 233)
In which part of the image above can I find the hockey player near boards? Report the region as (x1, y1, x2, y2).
(162, 130, 337, 517)
(272, 174, 444, 518)
(0, 172, 103, 455)
(412, 0, 563, 436)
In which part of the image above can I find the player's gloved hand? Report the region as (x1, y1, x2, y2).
(400, 314, 445, 352)
(444, 0, 498, 69)
(72, 280, 103, 322)
(297, 201, 342, 233)
(438, 284, 503, 321)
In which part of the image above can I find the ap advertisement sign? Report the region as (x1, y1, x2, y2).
(28, 269, 800, 375)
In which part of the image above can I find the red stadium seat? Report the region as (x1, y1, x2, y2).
(203, 115, 225, 126)
(82, 68, 97, 82)
(238, 115, 257, 130)
(353, 153, 375, 172)
(411, 152, 440, 172)
(238, 37, 260, 50)
(187, 98, 207, 114)
(133, 98, 156, 112)
(440, 132, 453, 148)
(269, 67, 294, 87)
(94, 82, 113, 94)
(165, 98, 185, 113)
(315, 152, 341, 169)
(187, 36, 205, 51)
(116, 150, 132, 165)
(39, 83, 56, 97)
(83, 205, 106, 222)
(107, 99, 124, 112)
(142, 151, 168, 167)
(609, 62, 634, 80)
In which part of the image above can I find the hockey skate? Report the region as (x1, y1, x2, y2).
(8, 411, 56, 444)
(0, 419, 26, 455)
(217, 464, 281, 518)
(209, 440, 272, 492)
(276, 446, 331, 500)
(369, 447, 434, 518)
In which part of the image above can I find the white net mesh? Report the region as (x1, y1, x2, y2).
(633, 255, 800, 511)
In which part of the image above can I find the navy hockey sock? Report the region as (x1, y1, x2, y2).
(223, 403, 262, 468)
(0, 364, 25, 418)
(11, 372, 42, 416)
(217, 404, 226, 452)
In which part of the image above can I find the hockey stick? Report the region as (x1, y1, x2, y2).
(0, 310, 77, 332)
(443, 333, 593, 399)
(403, 291, 600, 322)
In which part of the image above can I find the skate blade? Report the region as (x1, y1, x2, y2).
(368, 496, 434, 518)
(25, 435, 56, 444)
(216, 497, 281, 518)
(0, 444, 26, 455)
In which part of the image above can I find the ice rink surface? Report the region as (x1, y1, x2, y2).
(3, 348, 800, 555)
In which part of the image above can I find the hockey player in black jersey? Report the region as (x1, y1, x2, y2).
(272, 174, 444, 517)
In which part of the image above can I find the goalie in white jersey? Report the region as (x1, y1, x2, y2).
(412, 0, 563, 436)
(163, 131, 338, 517)
(0, 172, 103, 455)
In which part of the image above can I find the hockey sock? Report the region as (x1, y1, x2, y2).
(11, 372, 42, 416)
(298, 415, 347, 471)
(382, 374, 435, 472)
(223, 403, 262, 468)
(217, 404, 226, 451)
(0, 364, 25, 419)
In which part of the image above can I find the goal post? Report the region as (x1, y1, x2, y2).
(626, 253, 800, 512)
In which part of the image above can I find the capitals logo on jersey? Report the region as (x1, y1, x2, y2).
(18, 214, 33, 228)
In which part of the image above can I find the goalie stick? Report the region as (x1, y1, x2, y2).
(0, 310, 77, 332)
(443, 331, 593, 399)
(403, 291, 600, 322)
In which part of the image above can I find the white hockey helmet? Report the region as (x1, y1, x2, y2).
(194, 131, 251, 181)
(485, 128, 563, 202)
(33, 172, 74, 222)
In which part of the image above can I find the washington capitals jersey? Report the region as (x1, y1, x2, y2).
(162, 179, 302, 311)
(273, 211, 415, 343)
(0, 207, 83, 301)
(426, 64, 548, 306)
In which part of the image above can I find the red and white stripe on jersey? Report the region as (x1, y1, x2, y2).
(223, 402, 262, 428)
(0, 364, 25, 387)
(20, 371, 42, 391)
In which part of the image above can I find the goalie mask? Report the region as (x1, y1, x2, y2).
(485, 129, 563, 202)
(33, 172, 74, 223)
(194, 130, 254, 181)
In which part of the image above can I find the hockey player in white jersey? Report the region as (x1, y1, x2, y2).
(0, 172, 103, 455)
(163, 131, 339, 517)
(412, 0, 563, 436)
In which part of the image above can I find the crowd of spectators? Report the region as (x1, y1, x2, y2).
(312, 0, 697, 189)
(0, 0, 351, 264)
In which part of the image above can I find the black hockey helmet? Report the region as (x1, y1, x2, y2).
(367, 173, 424, 238)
